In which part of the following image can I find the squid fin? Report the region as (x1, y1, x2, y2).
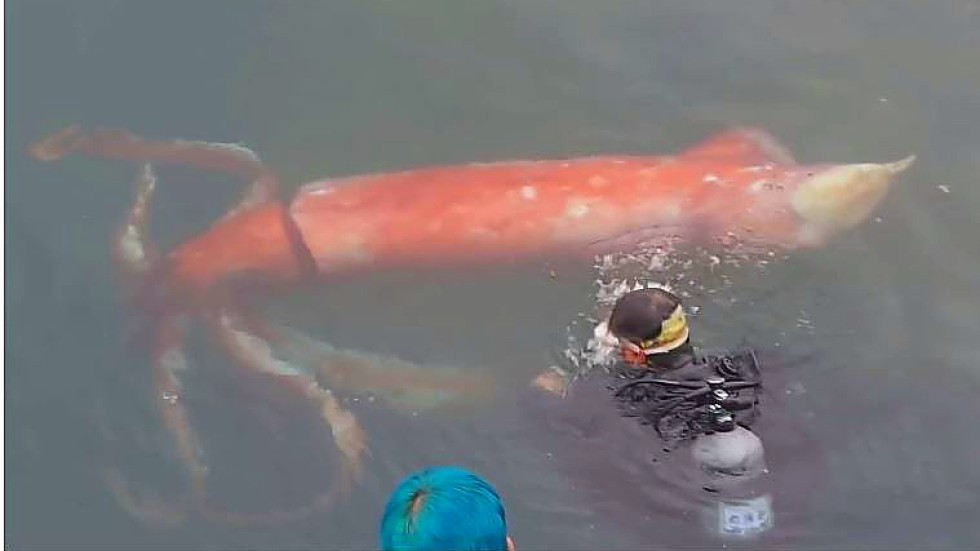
(680, 127, 797, 166)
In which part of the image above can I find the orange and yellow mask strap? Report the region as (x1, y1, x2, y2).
(619, 305, 690, 365)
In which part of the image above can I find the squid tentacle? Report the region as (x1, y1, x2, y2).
(262, 322, 498, 412)
(87, 158, 332, 526)
(28, 126, 489, 526)
(205, 309, 368, 525)
(110, 159, 353, 526)
(30, 128, 357, 526)
(105, 320, 207, 526)
(30, 125, 280, 216)
(102, 467, 188, 527)
(114, 164, 160, 280)
(103, 164, 205, 524)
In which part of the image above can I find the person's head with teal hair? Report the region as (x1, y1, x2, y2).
(380, 466, 514, 551)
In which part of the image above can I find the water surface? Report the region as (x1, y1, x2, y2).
(7, 1, 980, 549)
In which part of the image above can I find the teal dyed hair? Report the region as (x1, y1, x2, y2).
(380, 466, 508, 551)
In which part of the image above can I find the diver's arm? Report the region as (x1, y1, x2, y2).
(530, 366, 572, 397)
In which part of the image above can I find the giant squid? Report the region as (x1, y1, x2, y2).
(29, 124, 914, 524)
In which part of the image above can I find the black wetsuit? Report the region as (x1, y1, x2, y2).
(519, 342, 827, 548)
(610, 342, 763, 447)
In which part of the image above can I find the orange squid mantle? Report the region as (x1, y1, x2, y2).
(157, 128, 912, 292)
(291, 155, 794, 268)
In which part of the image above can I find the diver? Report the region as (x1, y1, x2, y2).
(603, 287, 773, 537)
(523, 285, 824, 545)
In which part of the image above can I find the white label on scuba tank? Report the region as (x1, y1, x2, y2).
(717, 495, 773, 536)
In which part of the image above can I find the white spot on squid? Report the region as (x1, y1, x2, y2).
(749, 180, 767, 193)
(520, 185, 538, 200)
(703, 174, 720, 183)
(468, 227, 498, 240)
(309, 187, 335, 196)
(119, 226, 145, 264)
(565, 199, 591, 219)
(588, 175, 610, 188)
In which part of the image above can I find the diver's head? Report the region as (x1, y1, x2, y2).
(608, 287, 690, 365)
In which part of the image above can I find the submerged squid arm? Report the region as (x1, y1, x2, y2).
(266, 324, 498, 412)
(103, 325, 202, 527)
(102, 164, 202, 525)
(30, 125, 280, 216)
(207, 310, 368, 525)
(98, 162, 331, 526)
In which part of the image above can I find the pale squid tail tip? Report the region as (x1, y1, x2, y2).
(885, 154, 916, 174)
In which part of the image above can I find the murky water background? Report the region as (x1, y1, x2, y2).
(7, 1, 980, 549)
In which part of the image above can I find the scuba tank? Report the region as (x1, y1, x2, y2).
(692, 379, 767, 478)
(693, 378, 774, 538)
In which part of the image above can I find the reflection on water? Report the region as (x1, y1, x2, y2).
(7, 1, 980, 550)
